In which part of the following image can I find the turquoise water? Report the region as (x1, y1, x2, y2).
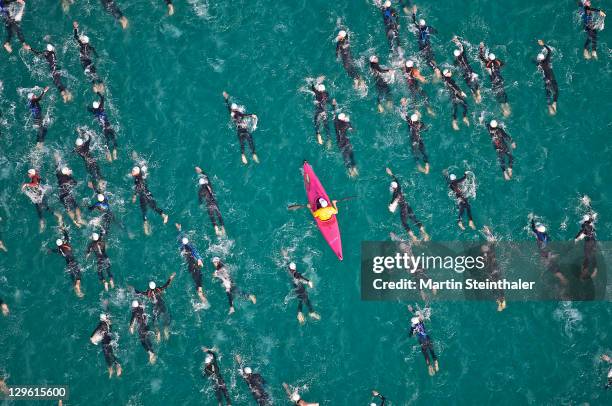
(0, 0, 611, 405)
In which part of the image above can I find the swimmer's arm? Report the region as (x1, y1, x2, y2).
(96, 92, 105, 109)
(478, 44, 487, 63)
(73, 26, 80, 42)
(457, 173, 467, 183)
(543, 45, 552, 62)
(161, 273, 176, 290)
(38, 86, 49, 100)
(335, 41, 341, 58)
(411, 6, 418, 27)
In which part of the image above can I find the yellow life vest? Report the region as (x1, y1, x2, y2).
(313, 206, 338, 221)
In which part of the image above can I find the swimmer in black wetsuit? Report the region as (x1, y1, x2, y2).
(53, 158, 85, 227)
(50, 226, 84, 297)
(441, 69, 469, 131)
(331, 99, 358, 178)
(451, 36, 481, 103)
(1, 0, 28, 53)
(335, 29, 364, 90)
(85, 232, 114, 291)
(411, 5, 440, 77)
(286, 262, 320, 325)
(369, 55, 393, 112)
(479, 43, 510, 116)
(445, 171, 475, 230)
(535, 39, 558, 115)
(579, 1, 606, 59)
(481, 226, 506, 311)
(600, 354, 612, 389)
(100, 0, 128, 29)
(195, 166, 225, 236)
(370, 390, 387, 406)
(486, 120, 516, 180)
(529, 216, 567, 287)
(175, 223, 210, 305)
(282, 382, 319, 406)
(222, 91, 259, 165)
(73, 21, 104, 93)
(130, 165, 169, 235)
(74, 128, 105, 190)
(88, 192, 118, 236)
(310, 78, 332, 146)
(25, 43, 72, 103)
(386, 167, 429, 241)
(400, 103, 429, 174)
(235, 354, 271, 406)
(90, 313, 122, 378)
(212, 257, 256, 315)
(575, 212, 598, 280)
(402, 60, 434, 116)
(133, 272, 175, 342)
(377, 0, 401, 53)
(408, 305, 439, 376)
(87, 92, 117, 161)
(129, 300, 157, 364)
(202, 347, 232, 406)
(26, 86, 49, 147)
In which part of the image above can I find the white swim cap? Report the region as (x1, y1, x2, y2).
(582, 214, 591, 223)
(100, 313, 108, 321)
(61, 167, 71, 175)
(46, 44, 55, 52)
(75, 138, 84, 146)
(442, 69, 451, 77)
(338, 113, 347, 121)
(131, 166, 141, 176)
(230, 103, 238, 111)
(536, 224, 546, 233)
(244, 367, 252, 374)
(337, 30, 347, 40)
(384, 0, 391, 7)
(92, 101, 100, 109)
(490, 120, 498, 128)
(56, 239, 64, 246)
(405, 60, 414, 68)
(411, 316, 420, 326)
(537, 53, 545, 62)
(198, 177, 207, 185)
(390, 181, 398, 189)
(212, 256, 221, 264)
(81, 35, 89, 44)
(449, 174, 457, 181)
(28, 168, 36, 176)
(291, 393, 301, 402)
(453, 49, 461, 57)
(319, 198, 328, 208)
(131, 300, 139, 308)
(205, 355, 213, 364)
(371, 403, 377, 406)
(97, 193, 105, 202)
(410, 113, 419, 122)
(369, 55, 378, 63)
(316, 83, 326, 92)
(149, 281, 156, 290)
(289, 262, 296, 270)
(419, 19, 426, 27)
(181, 237, 189, 245)
(27, 92, 34, 100)
(92, 232, 99, 241)
(488, 53, 496, 61)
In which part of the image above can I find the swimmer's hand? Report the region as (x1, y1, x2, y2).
(194, 166, 203, 174)
(412, 5, 417, 13)
(197, 259, 203, 267)
(600, 11, 606, 17)
(511, 142, 516, 149)
(308, 281, 314, 288)
(131, 195, 136, 203)
(129, 325, 134, 334)
(222, 91, 229, 99)
(331, 98, 337, 107)
(407, 304, 414, 313)
(537, 39, 544, 46)
(73, 21, 78, 29)
(170, 272, 176, 280)
(372, 390, 380, 397)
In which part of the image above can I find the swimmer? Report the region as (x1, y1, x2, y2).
(600, 354, 612, 389)
(85, 232, 114, 291)
(164, 0, 174, 16)
(369, 55, 393, 112)
(202, 347, 232, 405)
(331, 99, 358, 177)
(408, 305, 439, 375)
(481, 226, 506, 311)
(87, 92, 117, 161)
(370, 390, 387, 406)
(21, 168, 58, 232)
(133, 272, 175, 342)
(53, 158, 85, 227)
(222, 91, 259, 164)
(73, 21, 104, 93)
(478, 43, 510, 116)
(50, 227, 84, 297)
(376, 0, 401, 53)
(235, 354, 271, 406)
(529, 216, 567, 286)
(130, 165, 169, 235)
(282, 382, 319, 406)
(386, 167, 429, 241)
(212, 257, 256, 315)
(25, 43, 72, 102)
(195, 166, 225, 236)
(444, 171, 475, 230)
(486, 120, 515, 180)
(335, 29, 364, 89)
(74, 128, 105, 190)
(129, 300, 157, 364)
(579, 1, 606, 59)
(90, 313, 122, 378)
(451, 36, 481, 103)
(286, 262, 320, 324)
(310, 77, 332, 146)
(88, 192, 118, 236)
(100, 0, 128, 29)
(400, 103, 429, 173)
(2, 0, 28, 53)
(575, 212, 597, 280)
(175, 223, 209, 305)
(402, 59, 434, 116)
(0, 297, 8, 316)
(26, 86, 49, 147)
(441, 69, 469, 130)
(535, 39, 558, 115)
(411, 5, 440, 76)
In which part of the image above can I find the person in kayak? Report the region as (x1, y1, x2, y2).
(129, 300, 157, 364)
(2, 0, 28, 53)
(88, 92, 117, 161)
(50, 226, 84, 297)
(212, 257, 256, 315)
(72, 21, 104, 93)
(478, 43, 510, 117)
(451, 36, 481, 103)
(24, 43, 72, 103)
(309, 197, 338, 222)
(486, 120, 515, 180)
(133, 272, 175, 342)
(578, 1, 606, 59)
(408, 305, 439, 376)
(402, 60, 434, 116)
(386, 168, 429, 241)
(21, 168, 56, 232)
(310, 78, 332, 146)
(222, 91, 259, 165)
(370, 390, 387, 406)
(445, 171, 475, 230)
(286, 262, 320, 324)
(535, 39, 558, 115)
(85, 232, 114, 291)
(131, 165, 169, 235)
(90, 313, 122, 378)
(202, 347, 232, 405)
(400, 104, 429, 174)
(376, 0, 401, 53)
(54, 160, 85, 227)
(283, 382, 319, 406)
(100, 0, 128, 29)
(27, 86, 49, 148)
(175, 223, 209, 305)
(369, 55, 393, 113)
(74, 128, 105, 190)
(195, 166, 225, 236)
(411, 5, 440, 77)
(235, 354, 271, 406)
(575, 212, 598, 280)
(335, 29, 364, 90)
(441, 69, 469, 131)
(88, 192, 118, 236)
(331, 99, 358, 177)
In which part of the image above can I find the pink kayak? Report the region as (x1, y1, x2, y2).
(303, 161, 343, 261)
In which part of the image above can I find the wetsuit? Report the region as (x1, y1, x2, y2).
(448, 174, 473, 224)
(242, 371, 271, 406)
(100, 0, 124, 21)
(442, 74, 468, 120)
(530, 219, 550, 256)
(178, 235, 204, 292)
(487, 125, 513, 174)
(23, 173, 50, 219)
(86, 238, 113, 284)
(203, 350, 231, 405)
(87, 92, 118, 152)
(411, 12, 437, 71)
(1, 0, 25, 47)
(370, 61, 392, 105)
(332, 110, 356, 170)
(536, 45, 558, 105)
(404, 114, 428, 166)
(88, 195, 116, 235)
(580, 3, 602, 53)
(288, 267, 314, 315)
(389, 174, 423, 234)
(28, 88, 48, 143)
(74, 131, 103, 187)
(197, 174, 224, 230)
(90, 321, 119, 368)
(403, 66, 430, 110)
(372, 393, 387, 406)
(73, 27, 100, 84)
(130, 306, 155, 354)
(52, 229, 82, 285)
(410, 320, 437, 367)
(336, 35, 360, 81)
(225, 98, 256, 156)
(483, 243, 505, 302)
(30, 47, 67, 95)
(311, 84, 331, 139)
(575, 218, 597, 274)
(133, 173, 165, 222)
(479, 49, 507, 104)
(134, 277, 172, 332)
(213, 260, 250, 309)
(453, 42, 480, 94)
(56, 169, 78, 212)
(380, 4, 401, 51)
